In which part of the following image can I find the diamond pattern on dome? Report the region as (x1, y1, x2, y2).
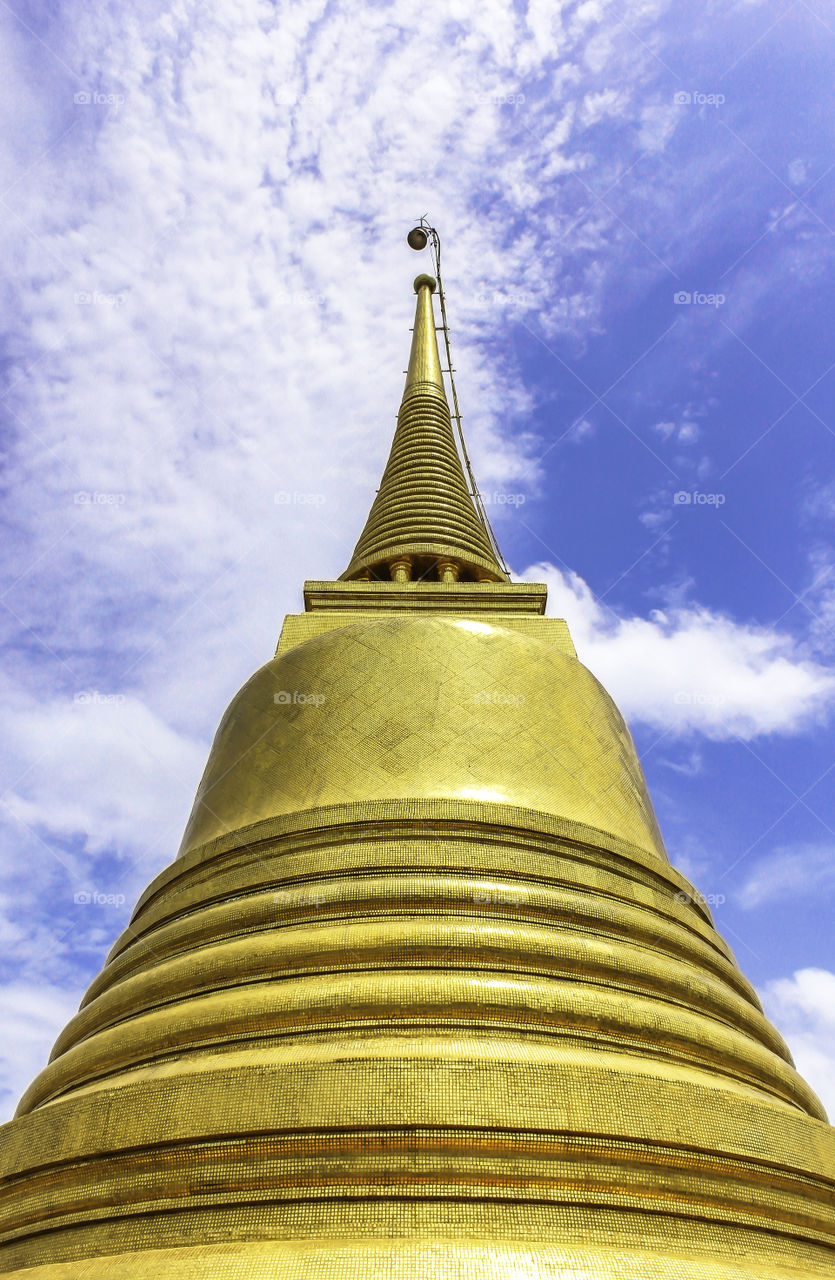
(179, 618, 667, 861)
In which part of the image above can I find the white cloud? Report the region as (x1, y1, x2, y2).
(564, 417, 596, 444)
(804, 547, 835, 657)
(658, 748, 703, 777)
(652, 420, 699, 444)
(580, 87, 630, 128)
(738, 843, 835, 909)
(0, 983, 80, 1119)
(803, 481, 835, 523)
(787, 157, 809, 187)
(797, 487, 835, 656)
(522, 563, 835, 738)
(637, 101, 678, 152)
(663, 834, 715, 887)
(0, 679, 206, 859)
(762, 968, 835, 1120)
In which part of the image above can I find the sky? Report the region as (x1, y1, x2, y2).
(0, 0, 834, 1120)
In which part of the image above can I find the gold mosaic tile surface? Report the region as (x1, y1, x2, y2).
(178, 616, 666, 860)
(1, 791, 833, 1276)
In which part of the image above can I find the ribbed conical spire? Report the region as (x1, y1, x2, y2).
(341, 274, 508, 583)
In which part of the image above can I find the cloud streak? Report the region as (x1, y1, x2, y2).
(738, 843, 835, 909)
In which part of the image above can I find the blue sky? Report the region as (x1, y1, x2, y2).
(0, 0, 834, 1117)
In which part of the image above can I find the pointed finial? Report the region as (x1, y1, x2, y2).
(340, 273, 507, 584)
(403, 275, 445, 402)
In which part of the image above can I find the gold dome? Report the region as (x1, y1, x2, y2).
(179, 616, 666, 861)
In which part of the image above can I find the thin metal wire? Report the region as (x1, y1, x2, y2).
(415, 218, 509, 575)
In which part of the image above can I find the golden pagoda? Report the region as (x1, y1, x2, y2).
(1, 264, 833, 1280)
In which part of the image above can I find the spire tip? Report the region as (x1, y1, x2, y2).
(413, 273, 436, 294)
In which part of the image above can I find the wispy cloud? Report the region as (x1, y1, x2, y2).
(738, 842, 835, 909)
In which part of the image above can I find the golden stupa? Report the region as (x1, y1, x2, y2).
(1, 264, 833, 1280)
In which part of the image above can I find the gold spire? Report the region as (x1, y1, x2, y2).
(403, 271, 446, 395)
(341, 274, 508, 583)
